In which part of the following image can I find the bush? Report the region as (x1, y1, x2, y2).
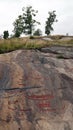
(33, 29, 42, 36)
(30, 36, 35, 39)
(3, 31, 9, 39)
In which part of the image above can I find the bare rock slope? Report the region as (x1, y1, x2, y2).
(0, 46, 73, 130)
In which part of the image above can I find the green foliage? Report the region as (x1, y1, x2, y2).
(22, 6, 40, 35)
(13, 15, 24, 37)
(45, 11, 57, 35)
(30, 36, 35, 39)
(13, 6, 40, 37)
(14, 31, 21, 38)
(3, 31, 9, 39)
(33, 29, 42, 36)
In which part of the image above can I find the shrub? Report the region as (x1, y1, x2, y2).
(33, 29, 42, 36)
(30, 36, 35, 39)
(3, 31, 9, 39)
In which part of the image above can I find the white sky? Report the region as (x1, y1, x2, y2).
(0, 0, 73, 35)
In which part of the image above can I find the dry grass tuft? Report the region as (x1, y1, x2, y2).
(0, 36, 73, 54)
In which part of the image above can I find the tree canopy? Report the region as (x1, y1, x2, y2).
(13, 6, 40, 37)
(13, 6, 58, 37)
(45, 11, 58, 35)
(13, 15, 24, 37)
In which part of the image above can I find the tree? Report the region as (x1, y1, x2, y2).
(13, 15, 24, 37)
(3, 31, 9, 39)
(33, 29, 42, 36)
(22, 6, 40, 35)
(45, 11, 57, 35)
(13, 6, 40, 37)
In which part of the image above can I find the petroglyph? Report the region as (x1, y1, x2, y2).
(0, 47, 73, 130)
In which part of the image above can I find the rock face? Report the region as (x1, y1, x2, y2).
(0, 47, 73, 130)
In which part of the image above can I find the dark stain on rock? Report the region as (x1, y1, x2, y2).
(61, 73, 73, 104)
(0, 63, 12, 89)
(64, 122, 71, 130)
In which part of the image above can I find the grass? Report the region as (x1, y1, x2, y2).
(0, 35, 73, 54)
(0, 38, 50, 53)
(45, 35, 65, 40)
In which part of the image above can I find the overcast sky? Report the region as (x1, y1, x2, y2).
(0, 0, 73, 36)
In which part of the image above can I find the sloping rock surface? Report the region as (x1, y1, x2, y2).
(0, 47, 73, 130)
